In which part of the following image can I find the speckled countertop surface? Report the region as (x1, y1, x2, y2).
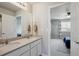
(0, 36, 42, 56)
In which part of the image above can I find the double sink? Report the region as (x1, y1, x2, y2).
(0, 36, 32, 48)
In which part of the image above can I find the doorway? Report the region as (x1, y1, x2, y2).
(50, 3, 71, 56)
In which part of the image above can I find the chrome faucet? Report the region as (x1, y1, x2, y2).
(0, 38, 8, 45)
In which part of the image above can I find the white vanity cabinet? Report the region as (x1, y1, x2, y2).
(30, 39, 41, 56)
(21, 50, 30, 56)
(37, 41, 41, 56)
(5, 44, 30, 56)
(4, 38, 41, 56)
(31, 45, 38, 56)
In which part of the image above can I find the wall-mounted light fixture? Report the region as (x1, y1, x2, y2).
(65, 5, 71, 16)
(67, 11, 71, 16)
(17, 2, 26, 7)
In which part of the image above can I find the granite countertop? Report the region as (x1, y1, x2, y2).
(0, 36, 42, 56)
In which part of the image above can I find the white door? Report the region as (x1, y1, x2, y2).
(71, 3, 79, 56)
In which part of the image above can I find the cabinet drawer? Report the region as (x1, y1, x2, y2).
(37, 43, 41, 56)
(5, 45, 30, 56)
(31, 39, 41, 48)
(31, 46, 38, 56)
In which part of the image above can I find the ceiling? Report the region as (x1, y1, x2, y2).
(50, 3, 71, 20)
(0, 2, 21, 12)
(27, 2, 39, 5)
(28, 2, 64, 5)
(0, 2, 65, 13)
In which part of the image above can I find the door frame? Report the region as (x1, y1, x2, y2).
(48, 2, 67, 56)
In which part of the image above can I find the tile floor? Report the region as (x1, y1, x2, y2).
(51, 39, 70, 56)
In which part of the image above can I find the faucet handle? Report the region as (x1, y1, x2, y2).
(2, 33, 6, 35)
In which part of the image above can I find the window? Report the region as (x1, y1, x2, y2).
(61, 21, 71, 32)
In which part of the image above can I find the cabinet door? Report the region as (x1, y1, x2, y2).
(21, 50, 30, 56)
(31, 46, 38, 56)
(37, 43, 41, 56)
(5, 44, 30, 56)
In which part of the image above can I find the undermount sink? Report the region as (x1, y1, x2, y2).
(0, 37, 30, 47)
(9, 42, 21, 45)
(0, 41, 21, 48)
(8, 39, 27, 45)
(0, 44, 5, 48)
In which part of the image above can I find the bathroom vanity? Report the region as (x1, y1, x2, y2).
(0, 36, 42, 56)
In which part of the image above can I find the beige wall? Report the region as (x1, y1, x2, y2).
(16, 10, 32, 36)
(32, 3, 50, 55)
